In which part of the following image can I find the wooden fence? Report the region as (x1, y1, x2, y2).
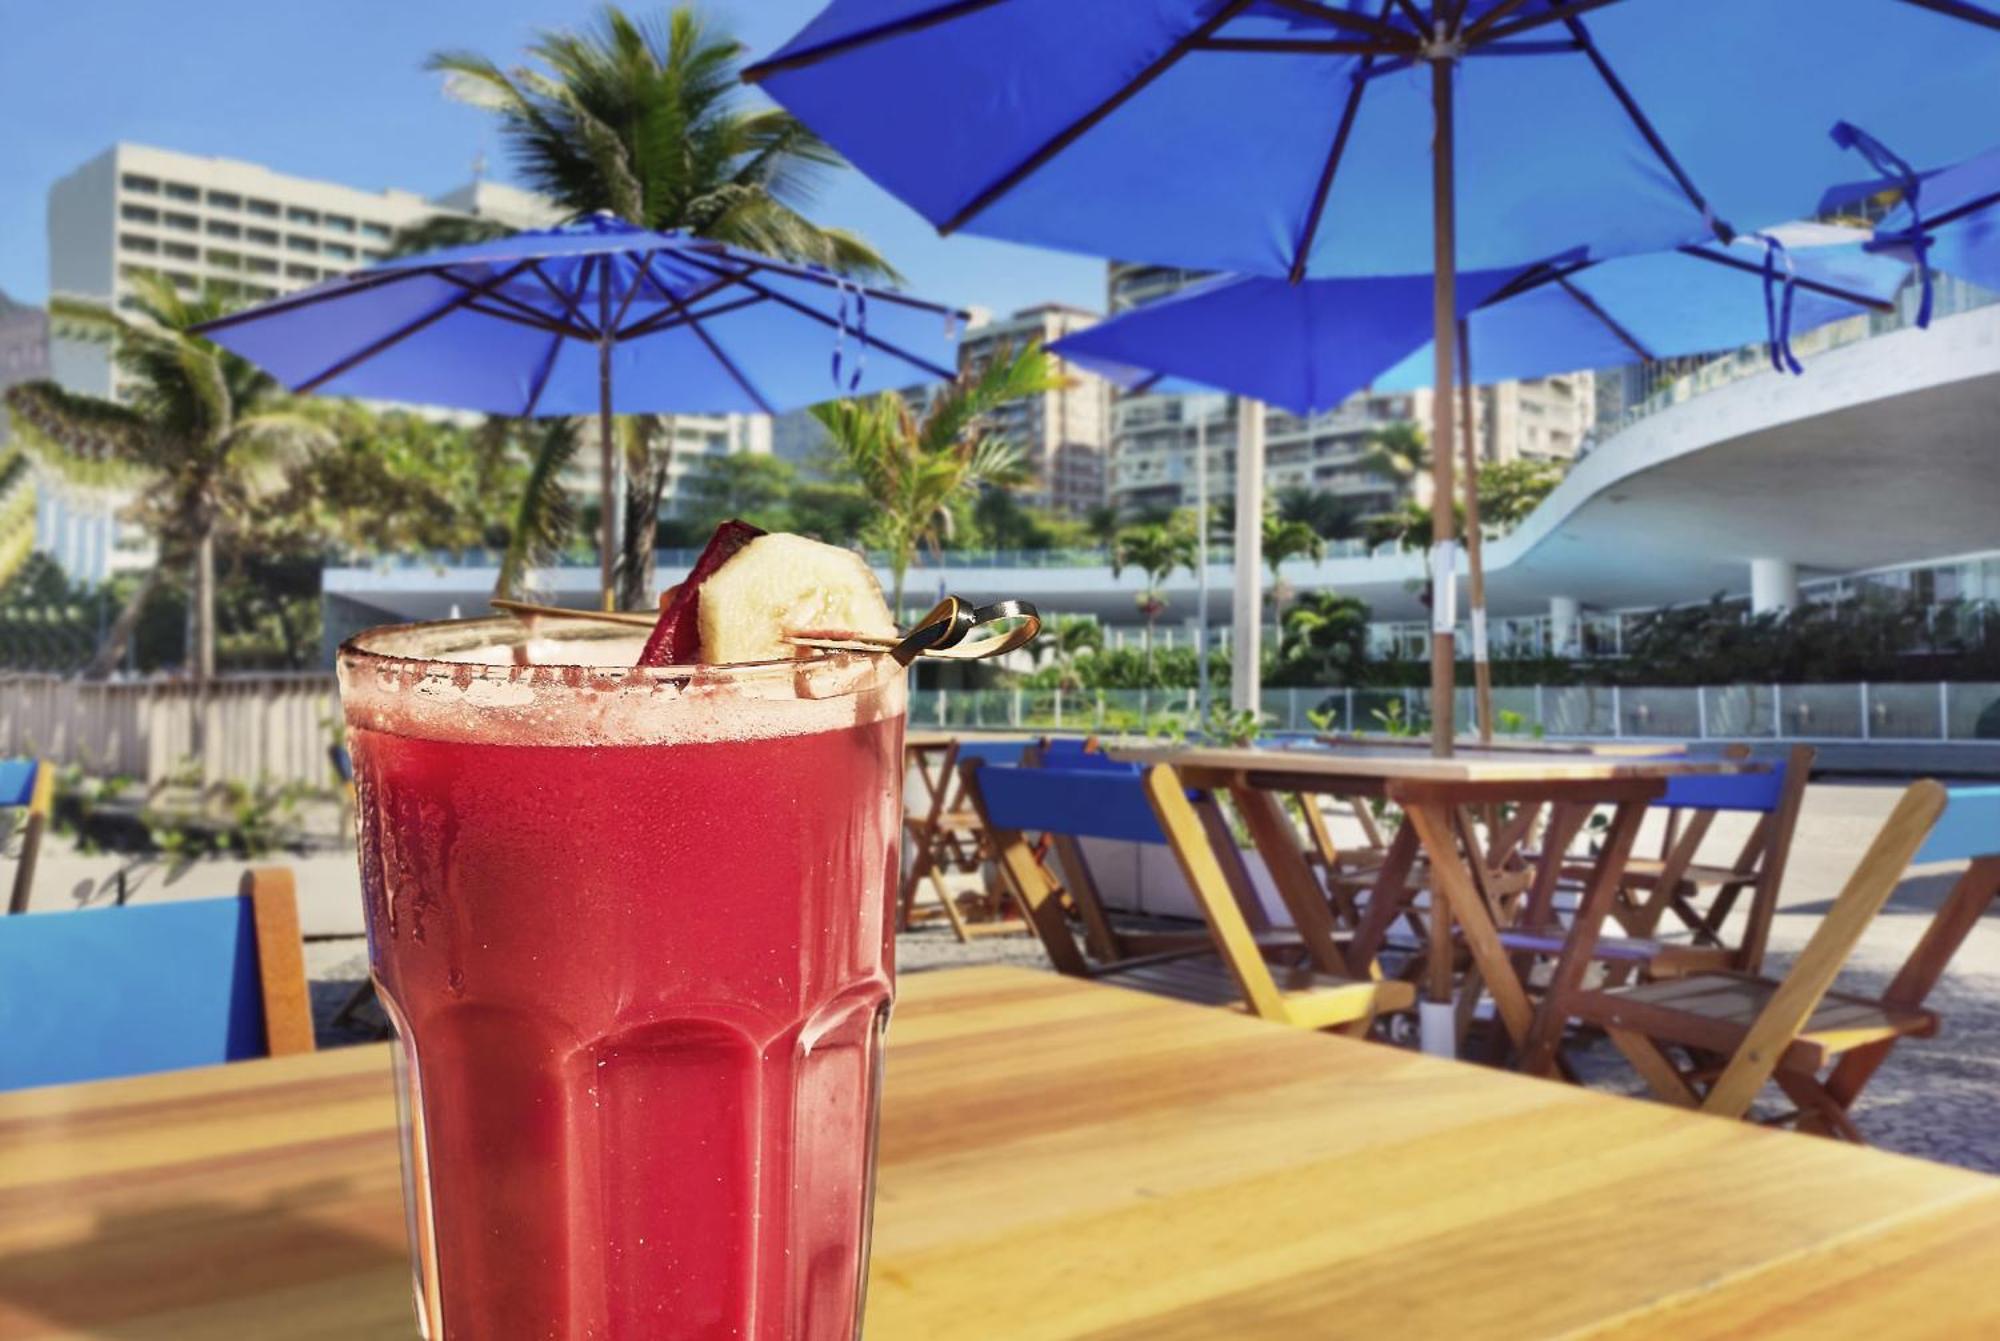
(0, 673, 342, 789)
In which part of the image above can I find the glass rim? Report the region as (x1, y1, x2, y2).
(336, 614, 877, 683)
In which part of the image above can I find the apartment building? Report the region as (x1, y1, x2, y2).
(957, 303, 1108, 514)
(1103, 261, 1592, 517)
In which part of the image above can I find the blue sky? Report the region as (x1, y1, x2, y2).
(0, 1, 1107, 315)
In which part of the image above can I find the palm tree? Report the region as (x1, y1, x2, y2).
(1082, 503, 1121, 551)
(1261, 513, 1326, 652)
(813, 344, 1055, 618)
(1273, 483, 1359, 541)
(1110, 516, 1197, 675)
(430, 4, 898, 606)
(1036, 614, 1103, 691)
(1359, 420, 1430, 505)
(4, 275, 329, 681)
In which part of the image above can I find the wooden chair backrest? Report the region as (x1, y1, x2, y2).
(961, 761, 1157, 976)
(1704, 781, 1946, 1116)
(0, 867, 314, 1091)
(4, 758, 54, 916)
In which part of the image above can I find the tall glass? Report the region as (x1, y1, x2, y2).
(337, 618, 905, 1340)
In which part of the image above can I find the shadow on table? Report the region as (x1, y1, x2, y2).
(0, 1181, 408, 1335)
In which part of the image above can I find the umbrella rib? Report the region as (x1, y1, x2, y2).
(1257, 0, 1420, 45)
(615, 268, 744, 339)
(1461, 0, 1533, 44)
(674, 254, 960, 381)
(1290, 0, 1395, 282)
(189, 266, 429, 336)
(296, 259, 538, 393)
(635, 256, 776, 416)
(682, 243, 972, 321)
(1196, 37, 1401, 55)
(1555, 276, 1654, 361)
(457, 298, 590, 340)
(1924, 186, 2000, 230)
(619, 292, 768, 342)
(940, 0, 1257, 236)
(1676, 245, 1897, 312)
(1898, 0, 2000, 32)
(528, 259, 601, 338)
(1387, 0, 1429, 31)
(741, 0, 1008, 82)
(607, 251, 654, 335)
(520, 331, 566, 418)
(1553, 7, 1724, 237)
(434, 272, 592, 338)
(1478, 0, 1627, 44)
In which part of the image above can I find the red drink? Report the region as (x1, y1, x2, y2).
(340, 620, 904, 1340)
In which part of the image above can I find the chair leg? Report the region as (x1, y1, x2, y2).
(1775, 1070, 1869, 1144)
(1607, 1027, 1702, 1108)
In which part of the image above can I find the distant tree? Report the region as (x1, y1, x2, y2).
(971, 486, 1091, 551)
(1476, 458, 1565, 533)
(1278, 591, 1372, 686)
(682, 452, 796, 534)
(4, 275, 331, 681)
(785, 480, 875, 547)
(812, 344, 1053, 616)
(1359, 419, 1429, 490)
(1082, 503, 1121, 549)
(1110, 515, 1197, 675)
(1262, 513, 1327, 651)
(1274, 483, 1361, 541)
(430, 3, 898, 605)
(1034, 614, 1104, 690)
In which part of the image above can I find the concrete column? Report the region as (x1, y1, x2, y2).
(1750, 557, 1799, 614)
(1549, 595, 1581, 657)
(1230, 398, 1265, 714)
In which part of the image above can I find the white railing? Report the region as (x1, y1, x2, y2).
(0, 673, 341, 788)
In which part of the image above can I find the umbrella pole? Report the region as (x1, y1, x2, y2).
(598, 336, 615, 612)
(1426, 53, 1459, 757)
(1459, 318, 1493, 744)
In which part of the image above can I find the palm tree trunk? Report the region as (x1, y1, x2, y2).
(891, 562, 907, 625)
(1144, 613, 1155, 679)
(192, 530, 216, 686)
(83, 567, 160, 679)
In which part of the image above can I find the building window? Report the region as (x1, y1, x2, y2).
(362, 248, 388, 262)
(162, 241, 198, 261)
(286, 206, 320, 226)
(323, 242, 355, 261)
(360, 221, 392, 241)
(206, 250, 242, 270)
(246, 256, 278, 275)
(246, 198, 279, 218)
(324, 214, 356, 233)
(163, 182, 200, 203)
(163, 212, 198, 233)
(244, 284, 277, 300)
(120, 203, 159, 224)
(119, 233, 159, 255)
(206, 219, 241, 239)
(286, 235, 319, 254)
(120, 174, 160, 194)
(246, 227, 279, 247)
(207, 190, 241, 211)
(285, 263, 319, 281)
(167, 271, 198, 290)
(118, 263, 159, 282)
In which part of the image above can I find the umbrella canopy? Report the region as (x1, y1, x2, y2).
(195, 215, 963, 414)
(1050, 237, 1907, 415)
(1828, 122, 2000, 312)
(193, 215, 966, 605)
(751, 0, 2000, 753)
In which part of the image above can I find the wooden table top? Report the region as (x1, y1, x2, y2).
(3, 966, 1996, 1339)
(1109, 741, 1749, 785)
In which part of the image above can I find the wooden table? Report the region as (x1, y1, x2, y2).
(1110, 743, 1753, 1070)
(2, 966, 1997, 1339)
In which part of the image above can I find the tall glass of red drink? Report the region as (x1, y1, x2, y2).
(338, 617, 905, 1340)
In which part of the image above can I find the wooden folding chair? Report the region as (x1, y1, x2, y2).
(1564, 780, 2000, 1141)
(1579, 744, 1814, 975)
(0, 866, 314, 1090)
(900, 737, 1030, 941)
(3, 757, 54, 917)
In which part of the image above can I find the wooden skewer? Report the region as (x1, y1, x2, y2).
(491, 598, 657, 628)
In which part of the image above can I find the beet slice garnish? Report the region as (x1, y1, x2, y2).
(635, 519, 765, 666)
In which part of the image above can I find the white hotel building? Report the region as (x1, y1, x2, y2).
(37, 143, 772, 582)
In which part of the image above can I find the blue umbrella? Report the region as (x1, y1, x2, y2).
(192, 214, 966, 605)
(1050, 232, 1907, 737)
(749, 0, 2000, 751)
(1828, 121, 2000, 323)
(1050, 237, 1908, 416)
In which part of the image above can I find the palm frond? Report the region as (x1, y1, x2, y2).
(495, 419, 582, 601)
(3, 380, 162, 466)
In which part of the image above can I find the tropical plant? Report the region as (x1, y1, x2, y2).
(1275, 590, 1371, 687)
(3, 275, 331, 681)
(495, 420, 585, 601)
(1034, 614, 1104, 691)
(1476, 457, 1565, 533)
(1262, 512, 1327, 651)
(1359, 419, 1430, 491)
(1082, 503, 1122, 549)
(430, 3, 898, 604)
(812, 343, 1053, 616)
(1110, 514, 1197, 674)
(1273, 484, 1360, 541)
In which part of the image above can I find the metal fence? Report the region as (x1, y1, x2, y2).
(909, 681, 2000, 743)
